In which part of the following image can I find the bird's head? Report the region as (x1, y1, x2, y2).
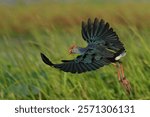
(69, 44, 78, 54)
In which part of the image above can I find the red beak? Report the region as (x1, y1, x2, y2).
(69, 45, 76, 54)
(69, 49, 72, 54)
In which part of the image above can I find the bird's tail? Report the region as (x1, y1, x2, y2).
(40, 53, 54, 66)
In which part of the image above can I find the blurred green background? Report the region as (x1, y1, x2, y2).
(0, 0, 150, 99)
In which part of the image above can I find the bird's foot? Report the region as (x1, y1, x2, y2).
(119, 77, 131, 95)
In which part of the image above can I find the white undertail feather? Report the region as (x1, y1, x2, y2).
(115, 51, 126, 60)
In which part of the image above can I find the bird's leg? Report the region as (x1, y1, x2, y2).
(120, 64, 125, 78)
(119, 64, 131, 94)
(113, 63, 131, 94)
(117, 68, 121, 81)
(113, 63, 121, 81)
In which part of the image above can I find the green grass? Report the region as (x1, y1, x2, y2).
(0, 2, 150, 99)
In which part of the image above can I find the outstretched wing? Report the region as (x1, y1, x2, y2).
(82, 18, 124, 52)
(41, 48, 112, 73)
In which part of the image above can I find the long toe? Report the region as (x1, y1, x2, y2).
(120, 77, 131, 94)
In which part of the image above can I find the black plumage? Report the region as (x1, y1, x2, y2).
(41, 18, 125, 73)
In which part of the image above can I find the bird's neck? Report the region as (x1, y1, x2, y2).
(77, 47, 87, 54)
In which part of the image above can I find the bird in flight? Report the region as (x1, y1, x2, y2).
(41, 18, 131, 94)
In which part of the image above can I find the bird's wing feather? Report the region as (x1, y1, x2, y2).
(41, 48, 111, 73)
(82, 18, 124, 52)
